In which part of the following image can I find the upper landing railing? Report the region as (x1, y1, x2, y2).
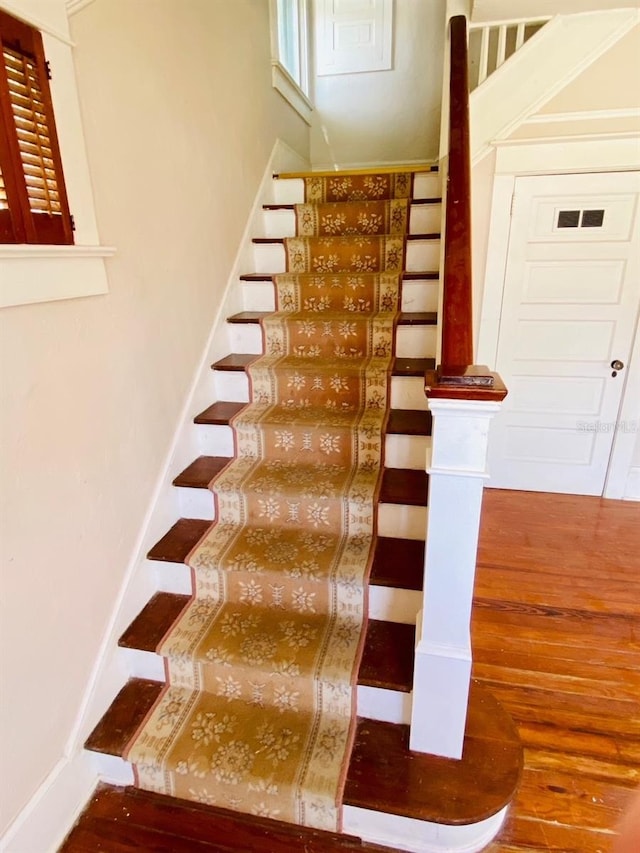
(468, 16, 550, 91)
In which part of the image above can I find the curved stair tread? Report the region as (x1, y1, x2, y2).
(118, 593, 415, 692)
(344, 683, 522, 825)
(85, 678, 521, 828)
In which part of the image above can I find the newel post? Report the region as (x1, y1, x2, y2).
(409, 368, 507, 759)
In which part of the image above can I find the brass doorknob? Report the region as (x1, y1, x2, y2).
(611, 360, 624, 371)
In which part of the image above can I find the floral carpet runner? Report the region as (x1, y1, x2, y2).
(125, 172, 413, 831)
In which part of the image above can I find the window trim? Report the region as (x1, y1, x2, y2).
(0, 6, 74, 244)
(0, 1, 112, 309)
(269, 0, 312, 126)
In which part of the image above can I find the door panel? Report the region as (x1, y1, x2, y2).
(488, 172, 640, 496)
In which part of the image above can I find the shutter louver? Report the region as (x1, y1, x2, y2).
(0, 9, 73, 244)
(0, 163, 7, 208)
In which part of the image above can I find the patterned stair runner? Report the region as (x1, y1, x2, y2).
(124, 173, 413, 831)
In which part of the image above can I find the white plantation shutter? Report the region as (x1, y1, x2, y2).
(0, 8, 73, 244)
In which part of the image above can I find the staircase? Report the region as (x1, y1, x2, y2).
(77, 165, 521, 853)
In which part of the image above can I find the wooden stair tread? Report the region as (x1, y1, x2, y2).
(60, 784, 395, 853)
(344, 682, 522, 824)
(274, 164, 438, 178)
(370, 537, 424, 591)
(119, 593, 414, 693)
(146, 518, 210, 563)
(386, 409, 432, 436)
(227, 311, 437, 326)
(194, 404, 431, 437)
(194, 401, 246, 425)
(393, 357, 435, 375)
(173, 456, 230, 489)
(212, 354, 435, 376)
(86, 679, 521, 828)
(239, 271, 439, 282)
(85, 678, 163, 756)
(119, 593, 191, 652)
(253, 234, 439, 244)
(262, 198, 442, 210)
(211, 354, 257, 371)
(148, 522, 425, 587)
(380, 468, 428, 506)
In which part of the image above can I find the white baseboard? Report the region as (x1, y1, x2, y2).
(0, 752, 97, 853)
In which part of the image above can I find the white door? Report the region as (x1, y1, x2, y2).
(488, 171, 640, 496)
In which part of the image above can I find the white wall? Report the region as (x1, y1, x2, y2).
(310, 0, 445, 168)
(472, 0, 640, 20)
(0, 0, 309, 837)
(472, 20, 640, 498)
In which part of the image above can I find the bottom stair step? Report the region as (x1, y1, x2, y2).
(60, 783, 395, 853)
(85, 679, 521, 837)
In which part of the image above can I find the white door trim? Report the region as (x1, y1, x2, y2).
(476, 142, 640, 498)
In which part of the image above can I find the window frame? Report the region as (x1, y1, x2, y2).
(269, 0, 312, 126)
(0, 6, 74, 244)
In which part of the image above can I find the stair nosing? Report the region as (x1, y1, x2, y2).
(211, 354, 436, 375)
(239, 271, 440, 281)
(252, 233, 439, 244)
(227, 311, 438, 326)
(262, 198, 442, 211)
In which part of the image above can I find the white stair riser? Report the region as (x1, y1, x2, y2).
(178, 487, 215, 521)
(369, 585, 422, 624)
(216, 371, 430, 411)
(197, 423, 430, 471)
(119, 647, 413, 726)
(253, 241, 440, 275)
(228, 322, 437, 359)
(262, 205, 441, 238)
(242, 279, 439, 314)
(175, 488, 427, 539)
(385, 433, 430, 470)
(272, 173, 441, 204)
(378, 503, 427, 540)
(390, 376, 430, 411)
(343, 805, 508, 853)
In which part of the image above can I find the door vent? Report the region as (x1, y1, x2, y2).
(557, 209, 605, 229)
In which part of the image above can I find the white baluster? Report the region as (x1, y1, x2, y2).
(478, 26, 490, 86)
(496, 24, 507, 68)
(515, 22, 526, 50)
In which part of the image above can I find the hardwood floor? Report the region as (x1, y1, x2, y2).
(60, 489, 640, 852)
(478, 489, 640, 853)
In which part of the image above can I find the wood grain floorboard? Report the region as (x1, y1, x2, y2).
(477, 489, 640, 852)
(63, 489, 640, 851)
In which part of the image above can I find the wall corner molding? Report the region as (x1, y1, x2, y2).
(66, 0, 97, 17)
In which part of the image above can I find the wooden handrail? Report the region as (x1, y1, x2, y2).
(441, 15, 473, 369)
